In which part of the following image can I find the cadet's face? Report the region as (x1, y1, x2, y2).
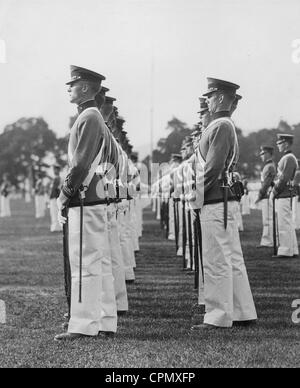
(68, 81, 84, 104)
(261, 152, 270, 162)
(201, 111, 211, 128)
(206, 93, 219, 113)
(277, 141, 285, 153)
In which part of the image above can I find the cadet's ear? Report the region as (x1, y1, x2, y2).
(81, 82, 89, 93)
(218, 93, 224, 104)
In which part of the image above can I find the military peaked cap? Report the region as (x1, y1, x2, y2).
(259, 145, 274, 156)
(66, 65, 105, 85)
(203, 77, 240, 97)
(276, 133, 294, 144)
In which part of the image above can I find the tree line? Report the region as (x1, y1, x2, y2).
(147, 118, 300, 179)
(1, 116, 300, 188)
(0, 117, 68, 187)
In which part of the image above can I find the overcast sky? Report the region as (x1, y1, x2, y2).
(1, 0, 300, 157)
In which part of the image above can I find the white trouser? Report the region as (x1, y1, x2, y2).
(201, 202, 257, 327)
(292, 196, 300, 230)
(192, 210, 205, 305)
(156, 197, 161, 220)
(118, 211, 135, 281)
(129, 201, 140, 252)
(236, 203, 244, 231)
(276, 198, 299, 257)
(0, 196, 11, 217)
(50, 198, 62, 232)
(177, 202, 183, 256)
(68, 205, 117, 335)
(125, 209, 137, 267)
(107, 204, 128, 312)
(185, 209, 194, 269)
(241, 194, 251, 215)
(35, 195, 45, 218)
(260, 198, 273, 247)
(152, 198, 156, 213)
(25, 192, 31, 203)
(168, 199, 175, 241)
(99, 204, 118, 332)
(135, 198, 143, 237)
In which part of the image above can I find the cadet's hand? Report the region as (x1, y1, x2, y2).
(186, 192, 196, 202)
(57, 198, 67, 225)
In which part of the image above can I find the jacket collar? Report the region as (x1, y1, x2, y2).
(77, 99, 97, 114)
(210, 111, 231, 121)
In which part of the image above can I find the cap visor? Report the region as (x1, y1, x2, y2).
(202, 91, 214, 97)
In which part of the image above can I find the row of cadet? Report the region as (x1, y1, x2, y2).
(151, 77, 258, 330)
(151, 134, 300, 265)
(54, 65, 149, 341)
(151, 77, 298, 331)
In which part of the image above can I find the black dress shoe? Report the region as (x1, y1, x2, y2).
(233, 320, 257, 327)
(54, 332, 89, 342)
(126, 280, 135, 284)
(117, 311, 128, 317)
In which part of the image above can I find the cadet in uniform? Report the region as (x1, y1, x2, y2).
(193, 78, 257, 330)
(241, 179, 251, 216)
(114, 120, 136, 283)
(184, 137, 198, 270)
(49, 164, 62, 232)
(292, 160, 300, 230)
(0, 173, 12, 218)
(270, 134, 299, 258)
(55, 65, 117, 341)
(255, 146, 277, 247)
(98, 95, 129, 315)
(187, 97, 211, 315)
(96, 94, 120, 332)
(168, 154, 182, 242)
(34, 172, 46, 219)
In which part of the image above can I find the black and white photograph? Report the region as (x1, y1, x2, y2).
(0, 0, 300, 370)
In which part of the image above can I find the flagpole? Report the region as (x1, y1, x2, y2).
(150, 47, 154, 165)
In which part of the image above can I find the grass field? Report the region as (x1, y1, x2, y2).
(0, 199, 300, 368)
